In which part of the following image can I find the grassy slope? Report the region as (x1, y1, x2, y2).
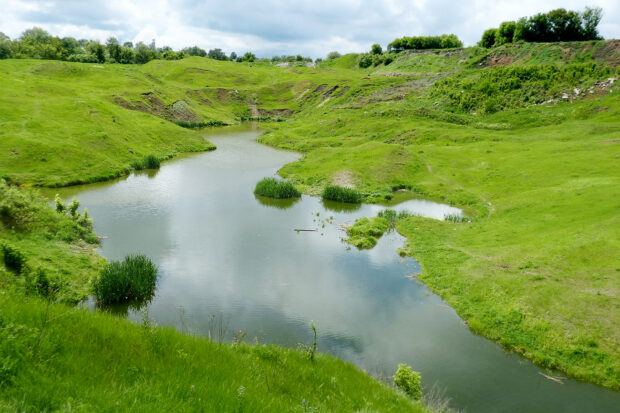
(0, 40, 619, 391)
(0, 293, 422, 412)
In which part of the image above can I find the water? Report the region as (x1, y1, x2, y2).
(49, 125, 620, 412)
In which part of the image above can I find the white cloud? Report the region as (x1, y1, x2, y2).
(0, 0, 618, 57)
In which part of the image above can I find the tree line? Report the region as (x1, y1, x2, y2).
(0, 27, 315, 65)
(479, 7, 603, 48)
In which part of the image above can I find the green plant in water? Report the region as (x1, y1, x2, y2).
(93, 254, 158, 304)
(322, 185, 362, 203)
(254, 177, 300, 199)
(444, 213, 468, 223)
(394, 363, 422, 400)
(132, 155, 161, 170)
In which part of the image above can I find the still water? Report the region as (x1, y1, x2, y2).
(50, 125, 620, 412)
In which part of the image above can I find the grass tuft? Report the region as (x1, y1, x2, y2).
(93, 254, 158, 304)
(322, 185, 362, 203)
(132, 155, 161, 170)
(254, 177, 300, 199)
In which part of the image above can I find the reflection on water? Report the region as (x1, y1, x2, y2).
(52, 126, 620, 413)
(254, 194, 300, 210)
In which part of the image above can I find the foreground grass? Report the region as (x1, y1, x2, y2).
(0, 294, 423, 412)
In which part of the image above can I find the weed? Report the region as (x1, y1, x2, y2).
(322, 185, 362, 203)
(443, 213, 468, 223)
(254, 177, 300, 199)
(133, 155, 161, 170)
(93, 255, 158, 304)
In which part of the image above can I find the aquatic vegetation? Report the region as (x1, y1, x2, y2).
(443, 213, 468, 223)
(133, 154, 161, 170)
(322, 185, 362, 203)
(254, 177, 300, 199)
(93, 254, 158, 304)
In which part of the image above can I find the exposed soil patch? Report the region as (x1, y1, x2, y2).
(331, 170, 356, 188)
(258, 108, 293, 117)
(114, 92, 201, 122)
(187, 89, 213, 106)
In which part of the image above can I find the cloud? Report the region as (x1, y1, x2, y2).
(0, 0, 618, 57)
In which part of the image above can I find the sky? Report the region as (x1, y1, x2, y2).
(1, 0, 619, 58)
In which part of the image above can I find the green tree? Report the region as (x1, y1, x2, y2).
(327, 51, 341, 59)
(230, 51, 237, 61)
(182, 46, 206, 57)
(582, 7, 603, 40)
(0, 32, 11, 59)
(16, 27, 63, 59)
(208, 48, 227, 60)
(242, 52, 255, 62)
(87, 41, 106, 63)
(135, 42, 154, 64)
(370, 43, 382, 55)
(495, 21, 516, 45)
(358, 53, 372, 68)
(118, 46, 135, 64)
(479, 28, 498, 48)
(106, 37, 121, 62)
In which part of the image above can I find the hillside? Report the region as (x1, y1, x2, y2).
(0, 38, 619, 397)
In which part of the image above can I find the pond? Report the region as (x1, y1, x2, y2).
(49, 124, 620, 412)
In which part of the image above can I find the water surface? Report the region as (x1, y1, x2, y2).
(50, 125, 620, 412)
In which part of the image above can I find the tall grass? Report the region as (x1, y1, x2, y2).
(443, 213, 468, 223)
(93, 254, 158, 304)
(132, 154, 161, 170)
(322, 185, 362, 203)
(174, 120, 227, 128)
(254, 177, 300, 199)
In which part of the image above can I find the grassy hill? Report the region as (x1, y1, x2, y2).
(0, 39, 619, 401)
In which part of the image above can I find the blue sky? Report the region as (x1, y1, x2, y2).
(1, 0, 619, 57)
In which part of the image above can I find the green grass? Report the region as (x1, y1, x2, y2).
(1, 39, 619, 392)
(346, 216, 390, 249)
(0, 293, 424, 412)
(93, 255, 158, 304)
(254, 177, 300, 199)
(322, 185, 362, 203)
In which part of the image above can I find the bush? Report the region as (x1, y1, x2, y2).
(1, 242, 26, 273)
(358, 54, 372, 68)
(394, 363, 422, 400)
(479, 28, 498, 48)
(388, 34, 462, 52)
(93, 255, 158, 304)
(132, 155, 160, 170)
(254, 178, 300, 199)
(322, 185, 362, 203)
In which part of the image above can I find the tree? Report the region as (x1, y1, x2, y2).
(182, 46, 206, 57)
(242, 52, 255, 62)
(370, 43, 382, 55)
(17, 27, 63, 59)
(123, 41, 133, 49)
(135, 42, 154, 64)
(479, 28, 497, 48)
(118, 46, 135, 64)
(106, 37, 121, 62)
(582, 7, 603, 40)
(327, 51, 341, 60)
(547, 9, 583, 41)
(87, 41, 106, 63)
(0, 32, 11, 59)
(208, 48, 227, 60)
(61, 37, 81, 58)
(230, 51, 237, 61)
(495, 21, 516, 45)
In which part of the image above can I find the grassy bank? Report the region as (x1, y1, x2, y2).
(0, 293, 423, 412)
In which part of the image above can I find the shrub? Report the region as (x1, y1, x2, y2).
(444, 213, 469, 222)
(358, 54, 373, 68)
(1, 242, 26, 273)
(394, 363, 422, 400)
(93, 255, 158, 304)
(254, 178, 300, 199)
(132, 155, 160, 170)
(479, 28, 498, 48)
(322, 185, 362, 203)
